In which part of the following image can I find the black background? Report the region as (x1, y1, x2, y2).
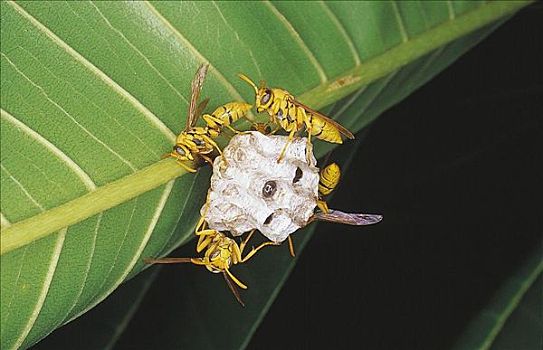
(249, 5, 542, 350)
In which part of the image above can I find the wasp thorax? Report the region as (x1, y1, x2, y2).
(203, 131, 319, 243)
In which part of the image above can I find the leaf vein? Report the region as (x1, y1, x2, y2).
(160, 173, 201, 256)
(1, 109, 97, 191)
(60, 213, 103, 325)
(7, 1, 176, 143)
(65, 180, 175, 323)
(88, 2, 189, 105)
(142, 1, 247, 101)
(391, 1, 409, 42)
(0, 246, 26, 341)
(264, 1, 327, 83)
(12, 228, 67, 349)
(0, 163, 45, 211)
(319, 1, 361, 65)
(0, 212, 12, 229)
(446, 0, 456, 20)
(333, 86, 368, 118)
(1, 52, 138, 172)
(211, 1, 263, 78)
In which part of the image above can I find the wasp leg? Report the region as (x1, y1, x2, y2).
(305, 126, 314, 163)
(287, 236, 296, 257)
(222, 272, 245, 306)
(277, 129, 296, 163)
(225, 267, 248, 289)
(144, 257, 193, 264)
(240, 241, 280, 263)
(238, 229, 256, 255)
(195, 230, 216, 253)
(202, 134, 228, 166)
(317, 199, 330, 214)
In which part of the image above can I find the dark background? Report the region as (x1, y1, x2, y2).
(249, 5, 542, 350)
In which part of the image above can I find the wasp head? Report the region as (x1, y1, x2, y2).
(239, 73, 273, 113)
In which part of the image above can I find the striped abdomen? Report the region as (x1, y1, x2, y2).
(211, 102, 252, 126)
(308, 114, 343, 143)
(319, 163, 341, 196)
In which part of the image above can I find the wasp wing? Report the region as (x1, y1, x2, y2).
(194, 97, 210, 124)
(144, 257, 193, 264)
(186, 64, 209, 131)
(223, 272, 245, 307)
(312, 209, 382, 226)
(291, 100, 355, 139)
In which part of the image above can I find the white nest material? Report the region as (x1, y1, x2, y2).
(203, 131, 319, 243)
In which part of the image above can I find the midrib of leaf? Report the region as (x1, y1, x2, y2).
(0, 0, 531, 256)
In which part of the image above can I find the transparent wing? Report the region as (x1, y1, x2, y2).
(311, 209, 382, 226)
(143, 257, 193, 264)
(186, 64, 209, 131)
(291, 100, 355, 139)
(223, 272, 245, 307)
(194, 97, 210, 124)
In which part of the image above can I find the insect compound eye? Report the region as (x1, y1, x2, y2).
(262, 180, 277, 198)
(263, 213, 274, 225)
(261, 90, 271, 104)
(293, 167, 303, 183)
(174, 146, 185, 155)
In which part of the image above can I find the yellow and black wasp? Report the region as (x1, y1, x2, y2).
(238, 74, 355, 162)
(146, 197, 278, 306)
(164, 64, 252, 172)
(317, 162, 341, 213)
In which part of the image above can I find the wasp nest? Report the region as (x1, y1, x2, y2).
(203, 131, 319, 243)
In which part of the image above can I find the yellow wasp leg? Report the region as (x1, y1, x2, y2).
(277, 129, 296, 163)
(236, 229, 278, 263)
(225, 267, 248, 289)
(240, 241, 280, 263)
(199, 134, 222, 156)
(317, 199, 330, 214)
(238, 229, 256, 255)
(189, 258, 207, 266)
(301, 109, 314, 163)
(287, 236, 296, 257)
(200, 133, 229, 166)
(195, 231, 215, 253)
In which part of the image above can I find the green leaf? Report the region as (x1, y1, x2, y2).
(453, 247, 543, 350)
(32, 268, 160, 350)
(0, 1, 531, 348)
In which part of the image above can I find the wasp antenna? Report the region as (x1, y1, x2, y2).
(238, 73, 258, 94)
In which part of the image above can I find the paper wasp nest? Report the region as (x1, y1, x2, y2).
(203, 131, 319, 243)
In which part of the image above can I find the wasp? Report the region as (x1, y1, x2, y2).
(317, 162, 341, 213)
(145, 199, 278, 306)
(238, 74, 355, 162)
(164, 64, 252, 172)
